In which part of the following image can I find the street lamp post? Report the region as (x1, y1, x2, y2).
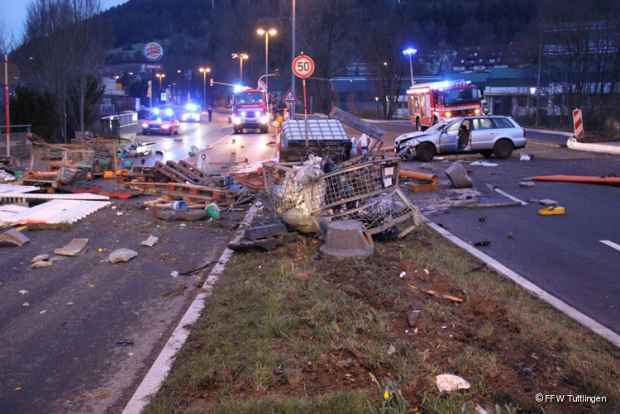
(155, 73, 166, 103)
(257, 28, 277, 109)
(402, 47, 418, 87)
(199, 67, 211, 108)
(231, 53, 249, 83)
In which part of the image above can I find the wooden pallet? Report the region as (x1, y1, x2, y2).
(127, 181, 234, 205)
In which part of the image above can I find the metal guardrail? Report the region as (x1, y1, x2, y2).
(99, 111, 138, 137)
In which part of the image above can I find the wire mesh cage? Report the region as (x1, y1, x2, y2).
(263, 156, 421, 236)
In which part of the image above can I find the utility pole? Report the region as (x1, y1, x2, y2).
(4, 54, 10, 158)
(291, 0, 296, 116)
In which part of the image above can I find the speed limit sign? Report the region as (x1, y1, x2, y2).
(292, 54, 315, 79)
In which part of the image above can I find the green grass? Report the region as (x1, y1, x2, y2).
(144, 226, 620, 414)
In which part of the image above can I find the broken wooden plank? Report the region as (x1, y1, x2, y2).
(0, 228, 30, 247)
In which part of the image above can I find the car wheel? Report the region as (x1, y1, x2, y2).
(481, 150, 493, 158)
(493, 139, 514, 159)
(415, 143, 436, 162)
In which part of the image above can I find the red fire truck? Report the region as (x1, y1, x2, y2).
(407, 80, 484, 130)
(231, 87, 270, 134)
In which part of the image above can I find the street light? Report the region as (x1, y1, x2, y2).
(257, 27, 277, 108)
(155, 73, 166, 102)
(231, 53, 249, 83)
(402, 47, 418, 87)
(199, 67, 211, 108)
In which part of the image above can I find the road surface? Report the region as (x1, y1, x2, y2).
(0, 114, 273, 414)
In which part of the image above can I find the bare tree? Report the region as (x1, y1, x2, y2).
(23, 0, 103, 141)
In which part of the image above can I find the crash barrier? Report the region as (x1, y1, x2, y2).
(263, 156, 422, 236)
(99, 111, 138, 138)
(0, 124, 33, 162)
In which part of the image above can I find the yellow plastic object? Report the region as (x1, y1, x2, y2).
(538, 206, 566, 216)
(103, 170, 115, 179)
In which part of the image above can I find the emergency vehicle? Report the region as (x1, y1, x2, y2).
(407, 80, 484, 130)
(231, 87, 269, 134)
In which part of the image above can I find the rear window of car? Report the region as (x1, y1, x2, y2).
(473, 118, 494, 130)
(492, 117, 515, 129)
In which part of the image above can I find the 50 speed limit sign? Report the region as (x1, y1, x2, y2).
(292, 54, 316, 79)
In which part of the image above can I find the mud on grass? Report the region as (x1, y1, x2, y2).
(145, 226, 620, 414)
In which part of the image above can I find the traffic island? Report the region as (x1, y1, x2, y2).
(566, 137, 620, 156)
(142, 225, 620, 414)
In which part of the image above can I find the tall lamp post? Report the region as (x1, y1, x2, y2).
(199, 67, 211, 108)
(155, 73, 166, 103)
(402, 47, 418, 87)
(231, 53, 249, 83)
(257, 28, 277, 108)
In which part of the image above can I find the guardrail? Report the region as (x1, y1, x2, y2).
(99, 111, 138, 137)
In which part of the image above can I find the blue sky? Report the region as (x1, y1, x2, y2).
(2, 0, 128, 41)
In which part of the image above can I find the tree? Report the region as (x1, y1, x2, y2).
(21, 0, 104, 141)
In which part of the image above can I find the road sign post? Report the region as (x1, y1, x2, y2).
(292, 54, 316, 148)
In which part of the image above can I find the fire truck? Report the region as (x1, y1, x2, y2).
(407, 80, 484, 130)
(231, 87, 270, 134)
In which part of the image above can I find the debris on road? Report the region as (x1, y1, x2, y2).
(410, 284, 465, 303)
(229, 222, 288, 252)
(407, 309, 422, 327)
(537, 199, 558, 206)
(531, 175, 620, 186)
(445, 162, 473, 188)
(32, 254, 50, 263)
(32, 259, 54, 268)
(474, 240, 491, 247)
(140, 235, 159, 247)
(320, 220, 375, 258)
(399, 169, 438, 193)
(470, 160, 499, 167)
(519, 180, 536, 188)
(435, 374, 471, 392)
(54, 238, 89, 257)
(0, 228, 30, 247)
(109, 248, 138, 264)
(520, 154, 533, 161)
(538, 206, 566, 216)
(153, 208, 209, 222)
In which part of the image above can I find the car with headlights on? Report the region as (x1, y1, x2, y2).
(394, 115, 526, 162)
(181, 102, 201, 122)
(141, 107, 180, 135)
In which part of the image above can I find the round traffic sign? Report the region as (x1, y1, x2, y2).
(144, 42, 164, 61)
(292, 54, 315, 79)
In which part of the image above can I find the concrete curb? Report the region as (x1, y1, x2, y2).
(566, 137, 620, 156)
(121, 203, 260, 414)
(425, 219, 620, 349)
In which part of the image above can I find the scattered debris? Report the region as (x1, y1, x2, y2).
(435, 374, 471, 393)
(170, 271, 179, 278)
(538, 206, 566, 216)
(206, 203, 220, 219)
(445, 162, 473, 188)
(320, 220, 374, 258)
(115, 340, 134, 347)
(140, 235, 159, 247)
(538, 198, 558, 206)
(474, 240, 491, 248)
(0, 229, 30, 247)
(32, 260, 53, 269)
(230, 222, 288, 252)
(520, 154, 533, 161)
(470, 160, 498, 167)
(400, 169, 438, 193)
(407, 309, 421, 327)
(0, 199, 111, 226)
(18, 289, 28, 295)
(531, 175, 620, 186)
(0, 169, 16, 182)
(387, 344, 396, 356)
(410, 284, 465, 303)
(32, 254, 50, 263)
(153, 208, 209, 222)
(109, 248, 138, 264)
(519, 181, 536, 188)
(54, 238, 89, 257)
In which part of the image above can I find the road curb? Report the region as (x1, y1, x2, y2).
(525, 128, 574, 137)
(425, 219, 620, 349)
(121, 203, 260, 414)
(566, 137, 620, 155)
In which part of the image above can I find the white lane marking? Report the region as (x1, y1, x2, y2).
(601, 240, 620, 253)
(425, 218, 620, 349)
(122, 203, 260, 414)
(493, 187, 528, 206)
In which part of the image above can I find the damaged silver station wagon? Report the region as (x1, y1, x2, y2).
(394, 116, 527, 162)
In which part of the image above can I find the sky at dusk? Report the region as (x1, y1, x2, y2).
(2, 0, 128, 42)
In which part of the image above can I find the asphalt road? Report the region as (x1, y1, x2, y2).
(0, 115, 263, 414)
(402, 145, 620, 336)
